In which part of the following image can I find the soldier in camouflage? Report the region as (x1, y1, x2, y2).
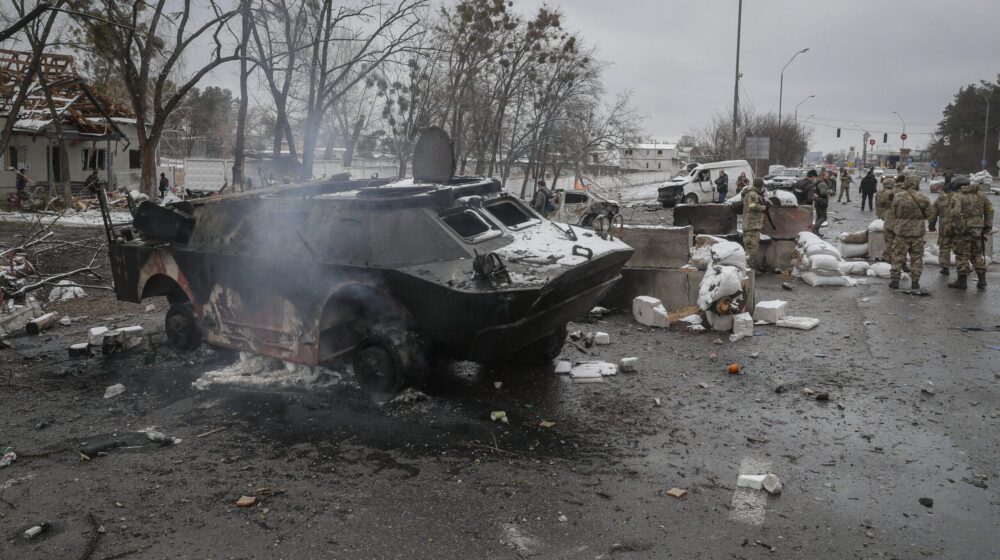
(741, 178, 768, 268)
(927, 180, 958, 275)
(888, 175, 931, 289)
(948, 175, 995, 290)
(875, 177, 897, 262)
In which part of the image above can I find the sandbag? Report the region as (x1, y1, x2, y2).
(838, 261, 870, 276)
(838, 242, 869, 258)
(690, 235, 726, 270)
(838, 230, 869, 244)
(868, 219, 885, 232)
(804, 242, 842, 259)
(698, 264, 746, 310)
(801, 271, 848, 286)
(711, 241, 747, 271)
(809, 254, 842, 274)
(866, 262, 892, 278)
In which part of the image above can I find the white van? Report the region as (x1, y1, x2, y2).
(657, 160, 754, 207)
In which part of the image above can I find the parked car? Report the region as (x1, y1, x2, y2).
(656, 160, 754, 207)
(764, 167, 806, 190)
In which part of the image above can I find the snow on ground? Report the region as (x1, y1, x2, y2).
(192, 353, 343, 391)
(617, 182, 663, 202)
(0, 209, 132, 227)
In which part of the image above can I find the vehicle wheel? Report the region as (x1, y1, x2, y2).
(352, 326, 428, 401)
(660, 201, 675, 209)
(165, 302, 202, 352)
(506, 325, 568, 365)
(581, 215, 595, 228)
(682, 193, 698, 205)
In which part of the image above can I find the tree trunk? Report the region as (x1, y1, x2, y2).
(139, 137, 157, 196)
(232, 0, 251, 192)
(323, 127, 336, 160)
(342, 116, 364, 167)
(272, 106, 288, 155)
(299, 111, 322, 181)
(397, 156, 407, 178)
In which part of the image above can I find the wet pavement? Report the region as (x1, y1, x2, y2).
(1, 193, 999, 559)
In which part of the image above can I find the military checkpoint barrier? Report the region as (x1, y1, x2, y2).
(602, 204, 814, 315)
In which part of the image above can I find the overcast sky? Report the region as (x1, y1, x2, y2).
(210, 0, 1000, 154)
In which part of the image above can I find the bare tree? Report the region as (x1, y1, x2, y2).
(69, 0, 242, 195)
(232, 0, 251, 190)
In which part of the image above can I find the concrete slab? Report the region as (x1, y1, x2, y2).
(673, 204, 738, 235)
(603, 267, 701, 312)
(619, 225, 692, 268)
(753, 238, 798, 271)
(868, 231, 885, 259)
(762, 206, 814, 239)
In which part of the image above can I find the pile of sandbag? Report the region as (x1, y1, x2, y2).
(793, 232, 866, 286)
(971, 170, 993, 185)
(924, 241, 992, 266)
(689, 235, 727, 270)
(836, 228, 869, 258)
(697, 241, 751, 331)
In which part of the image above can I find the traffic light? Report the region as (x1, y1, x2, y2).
(836, 128, 841, 138)
(883, 133, 888, 143)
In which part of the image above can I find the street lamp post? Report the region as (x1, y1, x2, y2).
(731, 0, 743, 160)
(892, 111, 906, 152)
(981, 89, 991, 167)
(794, 95, 815, 124)
(776, 48, 810, 165)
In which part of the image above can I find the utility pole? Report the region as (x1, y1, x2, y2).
(981, 88, 991, 167)
(731, 0, 742, 160)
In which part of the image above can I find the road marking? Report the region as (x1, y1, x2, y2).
(729, 457, 770, 526)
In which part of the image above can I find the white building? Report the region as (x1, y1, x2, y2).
(0, 49, 142, 197)
(619, 142, 678, 172)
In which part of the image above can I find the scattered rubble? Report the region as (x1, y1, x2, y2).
(593, 332, 611, 345)
(619, 357, 639, 372)
(775, 316, 819, 330)
(921, 380, 936, 395)
(25, 311, 59, 334)
(570, 361, 618, 379)
(47, 279, 85, 302)
(103, 384, 125, 399)
(753, 300, 787, 323)
(632, 296, 670, 327)
(236, 496, 257, 507)
(666, 488, 688, 499)
(22, 524, 50, 540)
(0, 447, 16, 468)
(490, 411, 508, 423)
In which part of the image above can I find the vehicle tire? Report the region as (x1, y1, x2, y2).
(506, 325, 568, 365)
(682, 193, 698, 205)
(165, 302, 202, 352)
(581, 214, 595, 228)
(352, 326, 429, 401)
(660, 201, 675, 209)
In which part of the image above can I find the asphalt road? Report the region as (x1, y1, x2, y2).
(1, 192, 998, 559)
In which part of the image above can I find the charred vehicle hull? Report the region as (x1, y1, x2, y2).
(107, 168, 632, 396)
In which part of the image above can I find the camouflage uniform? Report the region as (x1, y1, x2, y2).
(927, 186, 956, 273)
(812, 178, 830, 235)
(837, 171, 853, 202)
(949, 180, 995, 289)
(741, 179, 767, 268)
(875, 178, 897, 261)
(888, 176, 930, 288)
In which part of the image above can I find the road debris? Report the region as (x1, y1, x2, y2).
(68, 342, 91, 358)
(753, 300, 788, 323)
(592, 332, 611, 345)
(618, 357, 639, 372)
(103, 383, 125, 399)
(490, 411, 509, 423)
(666, 487, 688, 499)
(236, 496, 257, 507)
(632, 295, 670, 327)
(727, 363, 741, 374)
(918, 497, 933, 508)
(22, 523, 50, 540)
(25, 311, 59, 334)
(921, 380, 936, 394)
(0, 447, 16, 468)
(553, 360, 572, 375)
(570, 361, 618, 379)
(653, 397, 661, 406)
(775, 316, 820, 330)
(538, 420, 555, 429)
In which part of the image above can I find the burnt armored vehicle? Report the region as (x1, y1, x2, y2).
(103, 128, 633, 398)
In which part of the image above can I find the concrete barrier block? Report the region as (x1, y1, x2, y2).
(619, 225, 692, 268)
(632, 296, 670, 327)
(604, 268, 701, 312)
(672, 204, 737, 235)
(762, 206, 814, 239)
(754, 300, 787, 323)
(868, 231, 885, 258)
(753, 238, 798, 271)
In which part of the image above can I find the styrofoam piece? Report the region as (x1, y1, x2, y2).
(88, 326, 109, 346)
(554, 360, 572, 375)
(680, 314, 703, 325)
(753, 300, 787, 323)
(570, 362, 618, 378)
(733, 312, 754, 338)
(619, 357, 639, 373)
(632, 296, 670, 328)
(776, 316, 819, 330)
(762, 473, 782, 494)
(737, 474, 767, 490)
(593, 332, 611, 345)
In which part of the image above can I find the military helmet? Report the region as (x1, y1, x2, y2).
(905, 174, 921, 188)
(753, 177, 764, 188)
(950, 175, 970, 189)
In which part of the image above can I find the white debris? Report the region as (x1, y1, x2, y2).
(762, 473, 782, 495)
(768, 189, 798, 207)
(160, 192, 182, 205)
(129, 189, 150, 203)
(680, 313, 703, 325)
(192, 354, 340, 390)
(866, 262, 892, 279)
(59, 316, 72, 326)
(593, 332, 611, 345)
(103, 383, 125, 399)
(776, 316, 820, 330)
(753, 300, 787, 323)
(88, 326, 110, 346)
(618, 357, 639, 373)
(710, 241, 748, 271)
(921, 380, 936, 394)
(688, 324, 706, 332)
(867, 219, 885, 232)
(48, 279, 86, 302)
(632, 296, 670, 328)
(145, 304, 156, 313)
(838, 261, 871, 276)
(899, 273, 912, 291)
(553, 360, 572, 375)
(732, 312, 754, 339)
(737, 474, 767, 490)
(589, 306, 610, 315)
(801, 271, 851, 287)
(570, 361, 617, 378)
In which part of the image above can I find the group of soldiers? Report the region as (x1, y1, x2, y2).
(737, 168, 994, 290)
(875, 169, 994, 290)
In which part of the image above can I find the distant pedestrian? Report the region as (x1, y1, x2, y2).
(735, 171, 749, 193)
(714, 170, 729, 203)
(859, 168, 877, 211)
(532, 179, 554, 217)
(14, 168, 27, 209)
(942, 167, 954, 190)
(837, 168, 853, 203)
(158, 172, 170, 198)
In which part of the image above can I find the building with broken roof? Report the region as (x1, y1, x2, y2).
(0, 49, 142, 197)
